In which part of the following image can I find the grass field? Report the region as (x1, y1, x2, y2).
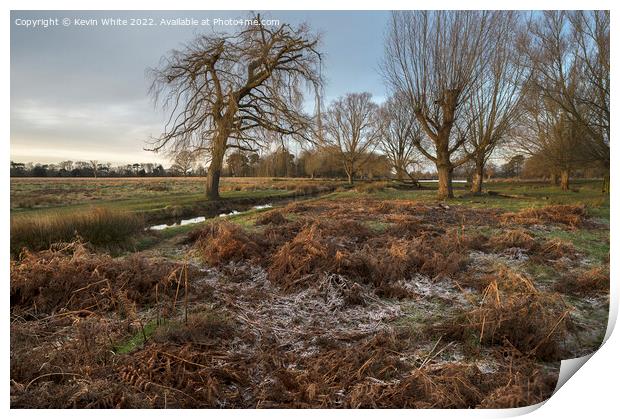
(10, 177, 343, 214)
(10, 177, 610, 408)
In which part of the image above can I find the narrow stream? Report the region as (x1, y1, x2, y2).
(148, 204, 273, 231)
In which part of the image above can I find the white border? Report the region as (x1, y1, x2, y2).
(4, 1, 618, 418)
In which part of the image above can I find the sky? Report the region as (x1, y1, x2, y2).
(10, 10, 391, 166)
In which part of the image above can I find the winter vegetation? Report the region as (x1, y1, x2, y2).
(10, 10, 609, 409)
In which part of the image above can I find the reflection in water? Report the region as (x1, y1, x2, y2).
(148, 204, 273, 231)
(149, 216, 207, 231)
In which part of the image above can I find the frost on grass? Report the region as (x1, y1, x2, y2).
(10, 199, 608, 408)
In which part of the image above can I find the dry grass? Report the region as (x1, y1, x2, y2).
(268, 224, 339, 290)
(10, 207, 144, 255)
(191, 221, 266, 266)
(354, 181, 389, 194)
(255, 210, 288, 226)
(500, 204, 587, 228)
(488, 229, 536, 251)
(447, 267, 571, 361)
(538, 238, 577, 260)
(10, 197, 605, 408)
(10, 241, 195, 316)
(554, 266, 609, 296)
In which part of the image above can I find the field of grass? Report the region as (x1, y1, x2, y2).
(10, 178, 609, 408)
(10, 177, 344, 217)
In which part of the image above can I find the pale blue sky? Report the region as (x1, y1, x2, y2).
(10, 10, 390, 165)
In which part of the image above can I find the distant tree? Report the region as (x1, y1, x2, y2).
(360, 153, 392, 180)
(170, 150, 196, 176)
(325, 92, 381, 184)
(522, 11, 609, 191)
(142, 163, 154, 175)
(31, 164, 48, 177)
(501, 155, 526, 178)
(299, 149, 322, 178)
(378, 93, 422, 181)
(59, 161, 73, 172)
(10, 161, 26, 177)
(153, 164, 166, 177)
(194, 164, 207, 176)
(226, 151, 250, 177)
(89, 160, 99, 178)
(273, 147, 295, 177)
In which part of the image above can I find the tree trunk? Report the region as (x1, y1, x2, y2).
(470, 158, 484, 194)
(206, 164, 222, 200)
(437, 165, 454, 199)
(395, 165, 405, 182)
(205, 135, 227, 200)
(550, 172, 558, 186)
(602, 173, 610, 194)
(347, 172, 353, 184)
(560, 169, 570, 191)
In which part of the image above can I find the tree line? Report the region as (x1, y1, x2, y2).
(146, 11, 608, 199)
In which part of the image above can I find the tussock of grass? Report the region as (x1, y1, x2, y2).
(254, 210, 288, 226)
(554, 266, 609, 296)
(446, 267, 570, 361)
(488, 229, 535, 251)
(10, 207, 144, 255)
(191, 221, 266, 266)
(500, 204, 587, 228)
(354, 181, 389, 194)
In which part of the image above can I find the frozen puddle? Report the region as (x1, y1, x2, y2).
(148, 204, 273, 230)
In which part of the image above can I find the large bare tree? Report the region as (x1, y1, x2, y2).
(378, 93, 423, 182)
(325, 92, 381, 184)
(148, 16, 322, 199)
(464, 11, 527, 194)
(382, 11, 498, 198)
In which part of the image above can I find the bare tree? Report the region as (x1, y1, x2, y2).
(518, 87, 587, 191)
(382, 11, 499, 198)
(325, 92, 381, 184)
(89, 160, 99, 178)
(378, 93, 423, 182)
(171, 150, 196, 177)
(148, 15, 322, 199)
(59, 160, 73, 172)
(523, 11, 609, 191)
(464, 11, 527, 194)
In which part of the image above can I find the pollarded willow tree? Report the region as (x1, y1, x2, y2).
(382, 11, 499, 198)
(463, 11, 528, 194)
(148, 16, 323, 199)
(325, 92, 381, 184)
(378, 93, 423, 182)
